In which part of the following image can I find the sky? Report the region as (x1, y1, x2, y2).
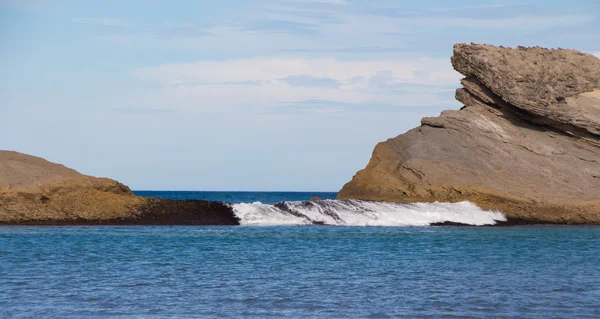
(1, 0, 599, 191)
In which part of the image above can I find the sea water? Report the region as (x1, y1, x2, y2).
(133, 191, 338, 205)
(1, 192, 599, 318)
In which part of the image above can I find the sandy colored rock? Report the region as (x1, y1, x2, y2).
(0, 151, 239, 224)
(338, 44, 600, 224)
(0, 150, 140, 222)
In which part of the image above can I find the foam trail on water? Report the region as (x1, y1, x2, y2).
(231, 200, 506, 226)
(231, 202, 310, 226)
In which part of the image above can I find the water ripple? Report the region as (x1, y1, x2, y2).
(1, 226, 599, 318)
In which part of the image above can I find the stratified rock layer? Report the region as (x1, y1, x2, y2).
(338, 44, 600, 223)
(0, 151, 239, 225)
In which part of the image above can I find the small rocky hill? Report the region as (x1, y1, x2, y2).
(0, 151, 238, 225)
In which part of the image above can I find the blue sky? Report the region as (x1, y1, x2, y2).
(1, 0, 599, 191)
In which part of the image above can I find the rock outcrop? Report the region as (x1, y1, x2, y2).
(0, 151, 239, 225)
(338, 44, 600, 224)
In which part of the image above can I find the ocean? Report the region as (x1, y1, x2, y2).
(133, 190, 339, 205)
(1, 192, 599, 318)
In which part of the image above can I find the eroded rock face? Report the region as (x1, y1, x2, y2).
(338, 44, 600, 223)
(452, 44, 600, 138)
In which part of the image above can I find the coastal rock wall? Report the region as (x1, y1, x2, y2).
(338, 44, 600, 223)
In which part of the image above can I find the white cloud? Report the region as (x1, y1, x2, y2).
(137, 57, 458, 86)
(393, 15, 589, 30)
(133, 57, 461, 113)
(593, 52, 600, 59)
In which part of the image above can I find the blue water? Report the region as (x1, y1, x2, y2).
(134, 191, 338, 204)
(1, 226, 599, 318)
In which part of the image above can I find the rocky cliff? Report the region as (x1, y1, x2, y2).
(0, 151, 239, 225)
(338, 44, 600, 224)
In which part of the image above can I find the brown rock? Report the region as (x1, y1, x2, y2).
(0, 151, 239, 225)
(0, 150, 140, 222)
(338, 44, 600, 224)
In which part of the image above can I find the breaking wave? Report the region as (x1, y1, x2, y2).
(231, 200, 506, 226)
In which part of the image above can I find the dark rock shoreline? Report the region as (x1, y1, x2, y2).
(431, 218, 567, 227)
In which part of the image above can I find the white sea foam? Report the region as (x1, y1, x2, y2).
(231, 200, 506, 226)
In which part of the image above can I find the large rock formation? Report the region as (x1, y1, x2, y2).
(338, 44, 600, 224)
(0, 151, 239, 225)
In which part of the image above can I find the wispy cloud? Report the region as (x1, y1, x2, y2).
(397, 15, 590, 30)
(295, 0, 348, 4)
(267, 2, 589, 34)
(278, 46, 409, 53)
(136, 57, 459, 87)
(154, 22, 213, 38)
(92, 0, 592, 56)
(355, 3, 543, 19)
(72, 18, 129, 27)
(243, 19, 321, 35)
(133, 56, 460, 114)
(112, 107, 177, 115)
(264, 99, 447, 115)
(281, 75, 340, 87)
(76, 18, 214, 45)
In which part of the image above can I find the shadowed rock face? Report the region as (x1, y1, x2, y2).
(338, 44, 600, 224)
(0, 151, 239, 225)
